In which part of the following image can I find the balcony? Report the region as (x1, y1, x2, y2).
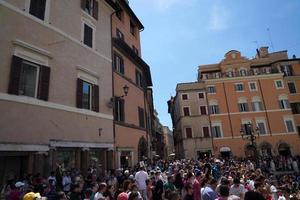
(201, 67, 281, 80)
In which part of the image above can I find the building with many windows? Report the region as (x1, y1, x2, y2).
(169, 47, 300, 159)
(168, 82, 212, 159)
(0, 0, 117, 183)
(111, 0, 153, 168)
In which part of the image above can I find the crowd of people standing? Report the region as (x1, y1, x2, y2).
(1, 156, 300, 200)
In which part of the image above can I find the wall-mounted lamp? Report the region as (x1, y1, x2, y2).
(108, 85, 129, 108)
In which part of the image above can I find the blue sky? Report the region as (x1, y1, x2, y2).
(130, 0, 300, 128)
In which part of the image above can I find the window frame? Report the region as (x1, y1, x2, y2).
(181, 93, 189, 100)
(248, 81, 258, 91)
(183, 106, 191, 116)
(202, 126, 210, 138)
(287, 81, 297, 94)
(235, 83, 244, 92)
(82, 80, 93, 110)
(207, 85, 216, 94)
(198, 92, 205, 99)
(26, 0, 51, 22)
(284, 117, 295, 133)
(81, 20, 95, 49)
(211, 122, 223, 138)
(185, 127, 193, 138)
(274, 80, 284, 89)
(255, 118, 267, 134)
(18, 60, 40, 98)
(113, 52, 124, 75)
(116, 28, 125, 40)
(199, 106, 207, 115)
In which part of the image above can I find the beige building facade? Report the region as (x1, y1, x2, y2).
(0, 0, 116, 184)
(168, 82, 213, 159)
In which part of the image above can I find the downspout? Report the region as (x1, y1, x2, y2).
(222, 82, 234, 138)
(110, 9, 117, 168)
(258, 79, 272, 136)
(204, 88, 214, 156)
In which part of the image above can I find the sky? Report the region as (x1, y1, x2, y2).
(129, 0, 300, 129)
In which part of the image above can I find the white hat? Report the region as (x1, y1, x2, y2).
(15, 181, 25, 188)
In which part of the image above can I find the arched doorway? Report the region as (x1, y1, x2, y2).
(259, 142, 272, 159)
(278, 143, 291, 156)
(138, 137, 148, 161)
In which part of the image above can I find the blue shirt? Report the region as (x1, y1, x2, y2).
(202, 186, 218, 200)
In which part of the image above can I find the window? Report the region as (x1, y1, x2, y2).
(207, 86, 216, 94)
(291, 103, 300, 114)
(81, 0, 99, 19)
(136, 70, 144, 88)
(202, 127, 210, 138)
(8, 56, 50, 101)
(256, 120, 267, 134)
(200, 106, 207, 115)
(249, 82, 257, 91)
(116, 29, 124, 40)
(235, 83, 244, 92)
(226, 70, 233, 77)
(209, 105, 220, 114)
(241, 122, 252, 135)
(130, 21, 136, 36)
(138, 107, 145, 128)
(183, 107, 190, 116)
(280, 65, 293, 76)
(212, 125, 222, 138)
(240, 69, 247, 76)
(113, 53, 124, 74)
(275, 80, 284, 89)
(278, 95, 290, 109)
(252, 97, 263, 111)
(76, 79, 99, 112)
(132, 46, 139, 55)
(185, 128, 193, 138)
(114, 98, 124, 122)
(288, 82, 297, 94)
(182, 94, 188, 100)
(84, 24, 93, 48)
(29, 0, 46, 20)
(284, 118, 295, 132)
(238, 103, 249, 112)
(198, 92, 204, 99)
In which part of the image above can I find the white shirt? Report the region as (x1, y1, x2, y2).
(135, 170, 148, 190)
(48, 176, 56, 186)
(94, 192, 104, 200)
(62, 176, 72, 191)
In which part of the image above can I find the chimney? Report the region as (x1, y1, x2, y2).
(257, 47, 269, 58)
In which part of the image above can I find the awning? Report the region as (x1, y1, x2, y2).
(220, 147, 231, 152)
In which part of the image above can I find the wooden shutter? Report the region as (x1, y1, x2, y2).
(138, 107, 145, 128)
(92, 84, 99, 112)
(76, 79, 83, 108)
(93, 0, 99, 20)
(120, 57, 124, 74)
(203, 127, 210, 138)
(200, 106, 207, 115)
(8, 56, 23, 95)
(120, 99, 124, 121)
(37, 66, 50, 101)
(81, 0, 87, 10)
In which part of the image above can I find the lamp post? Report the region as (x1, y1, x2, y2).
(110, 84, 129, 104)
(240, 123, 260, 168)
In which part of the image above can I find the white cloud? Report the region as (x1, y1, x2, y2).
(208, 3, 230, 31)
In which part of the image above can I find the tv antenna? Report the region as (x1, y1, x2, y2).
(267, 28, 275, 51)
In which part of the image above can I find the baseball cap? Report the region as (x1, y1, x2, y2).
(15, 181, 25, 188)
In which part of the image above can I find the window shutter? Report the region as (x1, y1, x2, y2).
(120, 57, 124, 74)
(113, 53, 117, 70)
(92, 84, 99, 112)
(93, 0, 99, 20)
(8, 56, 23, 95)
(81, 0, 87, 10)
(120, 99, 125, 121)
(37, 66, 50, 101)
(76, 79, 84, 108)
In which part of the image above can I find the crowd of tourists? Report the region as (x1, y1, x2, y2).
(1, 156, 300, 200)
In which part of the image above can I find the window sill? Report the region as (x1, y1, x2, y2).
(81, 10, 97, 23)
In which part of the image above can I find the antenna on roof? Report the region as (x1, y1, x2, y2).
(267, 28, 275, 51)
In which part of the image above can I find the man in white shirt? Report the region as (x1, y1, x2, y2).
(229, 178, 245, 199)
(135, 166, 148, 200)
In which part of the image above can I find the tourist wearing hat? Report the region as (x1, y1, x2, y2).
(23, 192, 41, 200)
(8, 182, 25, 200)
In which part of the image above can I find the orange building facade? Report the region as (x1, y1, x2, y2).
(111, 0, 153, 168)
(199, 47, 300, 158)
(169, 47, 300, 160)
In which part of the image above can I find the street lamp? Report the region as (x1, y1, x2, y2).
(240, 123, 260, 167)
(108, 85, 129, 107)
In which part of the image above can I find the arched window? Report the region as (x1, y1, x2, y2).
(278, 94, 290, 109)
(238, 97, 249, 112)
(252, 96, 263, 111)
(209, 100, 220, 114)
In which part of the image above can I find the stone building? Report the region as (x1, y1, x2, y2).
(0, 0, 117, 184)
